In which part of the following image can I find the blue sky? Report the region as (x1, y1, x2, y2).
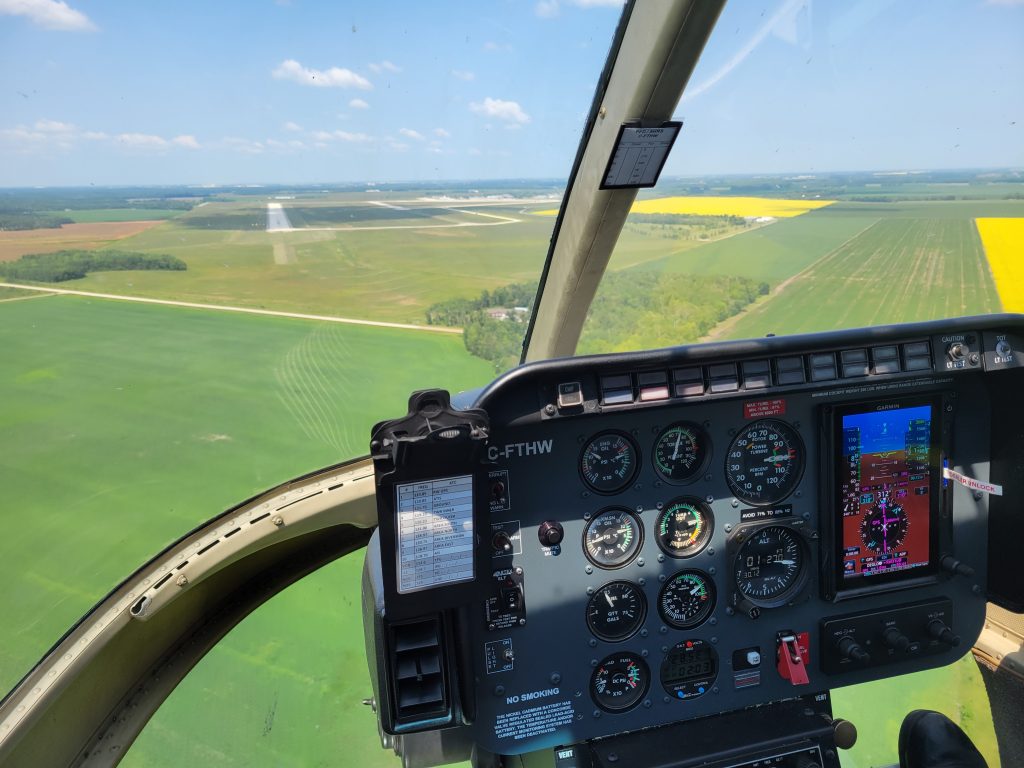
(0, 0, 1021, 186)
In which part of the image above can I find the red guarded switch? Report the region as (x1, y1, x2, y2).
(776, 631, 810, 686)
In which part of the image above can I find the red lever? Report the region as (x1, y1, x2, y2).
(776, 631, 810, 686)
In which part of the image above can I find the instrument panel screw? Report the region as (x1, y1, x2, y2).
(803, 512, 810, 520)
(709, 567, 716, 575)
(519, 619, 526, 626)
(643, 699, 652, 709)
(494, 685, 505, 696)
(659, 626, 668, 634)
(658, 574, 667, 583)
(663, 696, 671, 704)
(488, 623, 496, 631)
(657, 554, 665, 563)
(709, 617, 718, 626)
(636, 505, 644, 513)
(641, 649, 649, 657)
(973, 491, 984, 501)
(591, 659, 599, 667)
(725, 607, 735, 616)
(271, 515, 284, 527)
(706, 495, 714, 503)
(175, 574, 188, 588)
(655, 502, 663, 510)
(973, 584, 983, 595)
(704, 473, 713, 482)
(593, 710, 601, 719)
(583, 512, 592, 520)
(640, 629, 649, 638)
(712, 686, 720, 694)
(731, 499, 740, 508)
(637, 577, 646, 586)
(607, 753, 618, 763)
(585, 565, 593, 574)
(707, 548, 715, 556)
(588, 638, 597, 647)
(710, 636, 718, 644)
(724, 524, 733, 533)
(544, 404, 556, 416)
(637, 558, 645, 567)
(550, 673, 561, 684)
(514, 567, 523, 575)
(795, 490, 802, 498)
(586, 586, 595, 595)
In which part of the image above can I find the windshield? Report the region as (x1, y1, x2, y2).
(577, 0, 1023, 355)
(0, 1, 621, 763)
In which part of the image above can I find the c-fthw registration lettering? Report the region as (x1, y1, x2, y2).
(488, 440, 553, 461)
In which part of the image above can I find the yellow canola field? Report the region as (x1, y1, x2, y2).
(977, 218, 1024, 312)
(534, 196, 835, 218)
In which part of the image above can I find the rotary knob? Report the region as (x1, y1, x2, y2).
(537, 520, 564, 547)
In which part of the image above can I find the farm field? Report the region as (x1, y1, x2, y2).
(0, 220, 167, 261)
(65, 201, 556, 324)
(976, 218, 1024, 313)
(0, 296, 491, 727)
(710, 217, 1001, 340)
(536, 195, 835, 218)
(64, 208, 185, 223)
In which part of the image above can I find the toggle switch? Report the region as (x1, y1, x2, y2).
(776, 631, 810, 686)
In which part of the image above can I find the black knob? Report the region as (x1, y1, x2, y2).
(883, 626, 911, 652)
(492, 531, 513, 554)
(832, 718, 858, 750)
(928, 619, 961, 647)
(837, 635, 871, 664)
(538, 520, 564, 547)
(940, 555, 975, 578)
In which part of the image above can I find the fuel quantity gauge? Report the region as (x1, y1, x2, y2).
(586, 581, 647, 641)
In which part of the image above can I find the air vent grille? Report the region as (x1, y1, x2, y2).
(389, 617, 448, 724)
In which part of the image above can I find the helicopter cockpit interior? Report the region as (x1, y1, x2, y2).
(0, 2, 1022, 768)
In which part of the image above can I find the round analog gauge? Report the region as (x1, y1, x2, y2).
(590, 652, 649, 713)
(724, 420, 804, 506)
(655, 498, 714, 558)
(658, 570, 716, 629)
(583, 509, 643, 569)
(653, 423, 711, 483)
(660, 639, 718, 701)
(860, 490, 908, 553)
(580, 432, 639, 494)
(586, 581, 647, 642)
(733, 525, 806, 605)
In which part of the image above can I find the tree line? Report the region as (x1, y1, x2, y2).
(0, 250, 186, 283)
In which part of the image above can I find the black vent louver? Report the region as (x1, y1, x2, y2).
(389, 616, 448, 724)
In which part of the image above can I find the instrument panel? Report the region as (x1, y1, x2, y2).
(365, 316, 1024, 759)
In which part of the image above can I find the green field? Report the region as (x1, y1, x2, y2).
(0, 295, 491, 766)
(64, 202, 554, 324)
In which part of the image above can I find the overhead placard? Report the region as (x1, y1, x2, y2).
(600, 121, 682, 190)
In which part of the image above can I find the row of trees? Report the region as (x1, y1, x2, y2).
(0, 250, 186, 283)
(427, 271, 769, 372)
(0, 213, 74, 231)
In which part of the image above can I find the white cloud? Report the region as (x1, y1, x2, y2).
(433, 128, 451, 138)
(469, 97, 531, 125)
(388, 141, 410, 152)
(272, 59, 372, 90)
(34, 118, 74, 132)
(451, 69, 475, 81)
(116, 132, 168, 148)
(283, 121, 303, 132)
(368, 60, 401, 74)
(82, 131, 108, 140)
(335, 130, 372, 142)
(224, 137, 264, 154)
(536, 0, 559, 17)
(0, 0, 96, 31)
(349, 98, 370, 110)
(172, 134, 200, 149)
(399, 128, 425, 141)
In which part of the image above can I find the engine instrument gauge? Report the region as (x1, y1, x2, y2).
(590, 652, 649, 712)
(654, 498, 713, 557)
(583, 509, 643, 569)
(660, 639, 717, 700)
(860, 490, 909, 553)
(653, 422, 710, 483)
(586, 581, 647, 641)
(733, 525, 806, 605)
(657, 570, 715, 629)
(725, 419, 804, 506)
(580, 432, 639, 494)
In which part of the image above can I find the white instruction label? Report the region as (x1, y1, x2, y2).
(397, 475, 474, 593)
(495, 699, 574, 742)
(943, 467, 1003, 496)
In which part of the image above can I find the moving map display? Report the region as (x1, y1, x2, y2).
(837, 402, 936, 585)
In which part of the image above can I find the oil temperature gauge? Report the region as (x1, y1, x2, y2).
(657, 570, 715, 629)
(583, 509, 643, 569)
(590, 652, 649, 712)
(654, 498, 713, 558)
